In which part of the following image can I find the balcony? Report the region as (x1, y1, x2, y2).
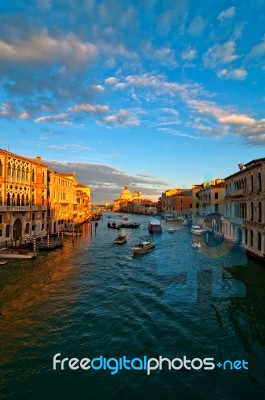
(0, 205, 30, 212)
(227, 188, 248, 198)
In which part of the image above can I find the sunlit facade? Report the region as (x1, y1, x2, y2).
(223, 159, 265, 260)
(0, 150, 48, 244)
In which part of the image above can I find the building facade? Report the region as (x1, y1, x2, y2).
(0, 150, 48, 245)
(223, 159, 265, 260)
(161, 188, 192, 215)
(197, 179, 225, 216)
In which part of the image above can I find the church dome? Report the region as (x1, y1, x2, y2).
(120, 185, 131, 200)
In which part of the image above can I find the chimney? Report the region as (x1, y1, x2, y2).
(238, 163, 244, 171)
(36, 156, 41, 164)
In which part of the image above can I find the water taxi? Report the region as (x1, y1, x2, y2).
(132, 241, 155, 255)
(148, 219, 162, 233)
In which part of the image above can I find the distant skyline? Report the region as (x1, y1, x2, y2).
(0, 0, 264, 202)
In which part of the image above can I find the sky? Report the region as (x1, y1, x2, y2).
(0, 0, 265, 203)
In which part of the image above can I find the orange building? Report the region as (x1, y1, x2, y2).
(0, 150, 48, 244)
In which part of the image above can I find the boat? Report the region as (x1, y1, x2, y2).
(182, 219, 188, 226)
(0, 260, 7, 265)
(107, 222, 121, 229)
(63, 231, 82, 236)
(0, 248, 37, 259)
(192, 240, 201, 249)
(148, 219, 162, 233)
(38, 239, 64, 251)
(132, 241, 155, 255)
(113, 232, 127, 244)
(191, 225, 204, 235)
(168, 227, 176, 233)
(120, 222, 141, 229)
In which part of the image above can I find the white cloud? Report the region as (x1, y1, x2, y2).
(217, 67, 247, 80)
(249, 36, 265, 58)
(217, 7, 236, 22)
(181, 48, 197, 61)
(0, 101, 30, 120)
(203, 41, 239, 68)
(0, 32, 97, 67)
(104, 77, 118, 85)
(218, 114, 255, 125)
(188, 16, 206, 36)
(187, 99, 256, 126)
(91, 84, 104, 92)
(35, 113, 69, 123)
(101, 109, 140, 126)
(236, 119, 265, 145)
(68, 103, 109, 114)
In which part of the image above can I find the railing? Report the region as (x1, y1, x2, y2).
(0, 205, 30, 212)
(227, 188, 248, 198)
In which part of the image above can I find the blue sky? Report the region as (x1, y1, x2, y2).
(0, 0, 265, 202)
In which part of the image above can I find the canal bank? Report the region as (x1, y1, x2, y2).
(1, 214, 265, 399)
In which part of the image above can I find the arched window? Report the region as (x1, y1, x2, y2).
(250, 175, 254, 192)
(17, 194, 20, 206)
(258, 232, 262, 251)
(257, 172, 262, 192)
(7, 193, 10, 206)
(250, 230, 253, 247)
(31, 194, 35, 206)
(251, 202, 254, 221)
(0, 160, 2, 176)
(32, 169, 35, 182)
(12, 193, 15, 206)
(258, 202, 262, 223)
(7, 162, 11, 177)
(26, 194, 29, 205)
(21, 194, 25, 206)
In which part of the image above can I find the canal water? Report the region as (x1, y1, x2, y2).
(1, 213, 265, 400)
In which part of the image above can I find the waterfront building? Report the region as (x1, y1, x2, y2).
(191, 184, 201, 218)
(161, 188, 192, 216)
(197, 179, 225, 216)
(76, 183, 91, 225)
(223, 159, 265, 261)
(0, 150, 48, 245)
(47, 172, 91, 234)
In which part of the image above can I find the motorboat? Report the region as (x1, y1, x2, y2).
(0, 248, 37, 259)
(0, 260, 7, 265)
(168, 227, 176, 233)
(191, 225, 204, 235)
(148, 219, 162, 233)
(132, 241, 155, 255)
(192, 240, 201, 249)
(113, 232, 127, 244)
(182, 219, 188, 226)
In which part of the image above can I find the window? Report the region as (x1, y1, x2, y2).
(0, 160, 2, 176)
(258, 172, 262, 192)
(250, 175, 254, 192)
(250, 230, 253, 247)
(258, 232, 262, 251)
(251, 202, 254, 221)
(6, 225, 10, 237)
(215, 193, 218, 199)
(258, 202, 262, 223)
(0, 214, 2, 223)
